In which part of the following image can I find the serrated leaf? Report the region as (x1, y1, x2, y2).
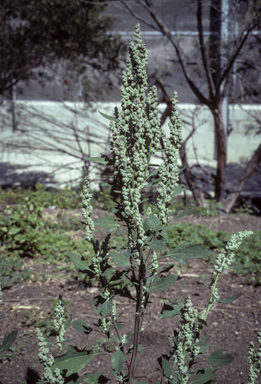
(95, 214, 120, 232)
(152, 275, 178, 291)
(146, 239, 167, 250)
(144, 215, 162, 232)
(190, 369, 216, 384)
(220, 293, 242, 304)
(0, 331, 18, 354)
(99, 111, 120, 123)
(161, 357, 173, 379)
(52, 348, 97, 375)
(199, 274, 209, 288)
(110, 348, 126, 374)
(67, 252, 91, 272)
(159, 303, 183, 319)
(206, 350, 234, 367)
(166, 243, 212, 265)
(109, 251, 130, 267)
(84, 370, 109, 384)
(94, 300, 113, 317)
(72, 319, 92, 335)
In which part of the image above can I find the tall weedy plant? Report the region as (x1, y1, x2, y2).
(35, 24, 260, 384)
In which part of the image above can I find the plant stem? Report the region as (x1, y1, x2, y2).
(129, 248, 144, 383)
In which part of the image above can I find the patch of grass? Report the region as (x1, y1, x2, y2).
(0, 255, 31, 289)
(0, 183, 82, 209)
(166, 222, 261, 285)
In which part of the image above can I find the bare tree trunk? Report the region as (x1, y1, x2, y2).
(224, 141, 261, 213)
(212, 106, 227, 202)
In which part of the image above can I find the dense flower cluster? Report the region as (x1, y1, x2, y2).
(82, 176, 95, 242)
(173, 298, 199, 383)
(35, 327, 63, 384)
(248, 330, 261, 384)
(213, 230, 253, 276)
(157, 92, 183, 224)
(53, 298, 66, 350)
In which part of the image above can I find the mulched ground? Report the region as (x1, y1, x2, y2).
(0, 209, 261, 384)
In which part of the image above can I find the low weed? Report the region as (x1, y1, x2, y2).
(0, 255, 31, 289)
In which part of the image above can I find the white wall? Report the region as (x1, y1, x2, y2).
(0, 101, 260, 190)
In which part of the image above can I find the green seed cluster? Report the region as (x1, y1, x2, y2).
(110, 24, 150, 246)
(53, 298, 66, 350)
(35, 327, 63, 384)
(82, 176, 95, 242)
(213, 230, 253, 276)
(157, 92, 183, 224)
(173, 298, 199, 383)
(248, 330, 261, 384)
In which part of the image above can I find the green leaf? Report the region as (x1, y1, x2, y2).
(206, 350, 234, 367)
(146, 239, 167, 250)
(0, 312, 5, 318)
(52, 348, 97, 375)
(170, 185, 184, 196)
(85, 156, 109, 165)
(170, 208, 195, 220)
(0, 331, 18, 354)
(110, 348, 126, 374)
(109, 251, 130, 267)
(9, 227, 21, 235)
(99, 111, 120, 123)
(67, 252, 91, 272)
(159, 303, 183, 319)
(137, 381, 149, 384)
(160, 357, 174, 379)
(166, 242, 213, 265)
(199, 274, 209, 288)
(94, 300, 113, 317)
(146, 177, 163, 188)
(143, 215, 162, 232)
(152, 275, 178, 291)
(190, 368, 216, 384)
(84, 370, 109, 383)
(220, 293, 242, 304)
(148, 168, 159, 178)
(72, 319, 93, 335)
(95, 214, 120, 233)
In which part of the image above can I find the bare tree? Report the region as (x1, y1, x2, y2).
(117, 0, 261, 208)
(0, 101, 114, 189)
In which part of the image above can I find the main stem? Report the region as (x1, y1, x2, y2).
(128, 247, 144, 384)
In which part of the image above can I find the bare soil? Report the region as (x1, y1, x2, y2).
(1, 209, 261, 384)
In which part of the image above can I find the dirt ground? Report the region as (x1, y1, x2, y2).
(1, 209, 261, 384)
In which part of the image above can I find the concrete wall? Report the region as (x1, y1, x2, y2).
(0, 101, 260, 192)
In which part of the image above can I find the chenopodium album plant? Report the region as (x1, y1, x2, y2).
(35, 24, 261, 384)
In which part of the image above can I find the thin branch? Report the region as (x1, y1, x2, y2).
(197, 0, 216, 99)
